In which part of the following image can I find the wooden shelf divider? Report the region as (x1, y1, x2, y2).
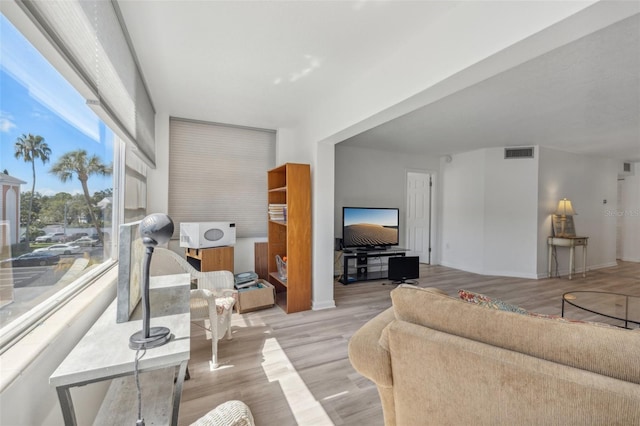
(267, 163, 311, 313)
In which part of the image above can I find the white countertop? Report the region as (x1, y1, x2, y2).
(50, 273, 191, 388)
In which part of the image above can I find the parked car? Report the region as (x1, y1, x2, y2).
(33, 243, 81, 255)
(70, 232, 89, 240)
(0, 251, 61, 268)
(72, 236, 100, 247)
(35, 232, 67, 243)
(20, 231, 45, 242)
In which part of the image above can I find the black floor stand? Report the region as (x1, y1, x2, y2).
(383, 279, 418, 286)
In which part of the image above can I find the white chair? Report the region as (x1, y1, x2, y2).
(151, 248, 237, 369)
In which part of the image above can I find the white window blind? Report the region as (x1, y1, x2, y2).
(169, 118, 275, 239)
(124, 146, 147, 222)
(17, 0, 156, 167)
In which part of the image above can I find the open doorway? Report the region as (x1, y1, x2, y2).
(406, 171, 434, 264)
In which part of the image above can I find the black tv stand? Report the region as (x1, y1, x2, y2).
(340, 248, 408, 284)
(359, 246, 388, 252)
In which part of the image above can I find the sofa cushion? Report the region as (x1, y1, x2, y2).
(387, 320, 640, 425)
(391, 284, 640, 385)
(458, 289, 617, 327)
(458, 289, 528, 314)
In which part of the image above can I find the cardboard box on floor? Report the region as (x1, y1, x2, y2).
(236, 279, 275, 313)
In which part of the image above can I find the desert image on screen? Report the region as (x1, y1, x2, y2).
(343, 223, 398, 247)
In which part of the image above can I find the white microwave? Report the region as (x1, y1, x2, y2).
(179, 222, 236, 249)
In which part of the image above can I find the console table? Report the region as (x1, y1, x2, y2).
(341, 248, 408, 284)
(50, 274, 190, 426)
(547, 236, 588, 280)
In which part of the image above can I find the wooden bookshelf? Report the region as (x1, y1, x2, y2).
(267, 163, 311, 313)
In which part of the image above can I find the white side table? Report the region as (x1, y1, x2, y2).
(547, 236, 588, 279)
(50, 274, 191, 426)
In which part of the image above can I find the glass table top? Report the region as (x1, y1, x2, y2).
(563, 291, 640, 327)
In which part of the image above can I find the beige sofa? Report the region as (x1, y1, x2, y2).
(348, 285, 640, 425)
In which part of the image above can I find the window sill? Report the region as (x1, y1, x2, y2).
(0, 265, 117, 392)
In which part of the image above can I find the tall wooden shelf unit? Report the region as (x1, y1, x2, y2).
(267, 163, 311, 313)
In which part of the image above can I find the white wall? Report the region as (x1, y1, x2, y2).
(440, 147, 539, 278)
(483, 147, 539, 277)
(440, 146, 620, 278)
(311, 142, 336, 310)
(334, 144, 440, 248)
(5, 187, 17, 244)
(537, 147, 619, 276)
(619, 164, 640, 262)
(440, 149, 486, 273)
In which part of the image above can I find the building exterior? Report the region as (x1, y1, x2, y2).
(0, 173, 26, 251)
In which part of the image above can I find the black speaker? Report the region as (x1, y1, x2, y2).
(388, 256, 419, 283)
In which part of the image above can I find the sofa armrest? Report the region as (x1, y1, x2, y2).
(348, 307, 395, 387)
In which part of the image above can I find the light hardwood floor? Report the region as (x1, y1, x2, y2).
(178, 261, 640, 426)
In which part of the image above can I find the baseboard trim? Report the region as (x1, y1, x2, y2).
(590, 261, 620, 270)
(482, 269, 539, 279)
(312, 299, 336, 310)
(544, 261, 619, 278)
(440, 261, 537, 279)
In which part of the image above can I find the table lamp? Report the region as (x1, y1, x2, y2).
(129, 213, 175, 350)
(554, 198, 576, 237)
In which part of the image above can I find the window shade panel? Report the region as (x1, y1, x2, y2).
(169, 118, 276, 239)
(18, 0, 156, 167)
(124, 147, 147, 222)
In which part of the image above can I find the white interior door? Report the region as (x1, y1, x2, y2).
(406, 172, 432, 263)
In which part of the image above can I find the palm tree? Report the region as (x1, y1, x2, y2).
(49, 150, 112, 244)
(14, 134, 51, 243)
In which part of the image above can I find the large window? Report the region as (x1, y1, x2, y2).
(0, 12, 129, 341)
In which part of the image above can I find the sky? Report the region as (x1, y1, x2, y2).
(0, 13, 114, 196)
(343, 207, 399, 227)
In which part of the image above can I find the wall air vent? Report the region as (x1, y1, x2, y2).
(623, 162, 631, 172)
(504, 147, 534, 159)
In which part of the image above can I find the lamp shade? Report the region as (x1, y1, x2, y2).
(554, 198, 577, 216)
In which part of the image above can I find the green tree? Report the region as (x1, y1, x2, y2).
(49, 150, 112, 244)
(14, 134, 51, 242)
(39, 193, 73, 226)
(20, 191, 43, 225)
(67, 194, 87, 227)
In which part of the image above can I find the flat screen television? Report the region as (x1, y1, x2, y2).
(342, 207, 399, 250)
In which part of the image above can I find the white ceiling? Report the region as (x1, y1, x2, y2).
(117, 1, 640, 162)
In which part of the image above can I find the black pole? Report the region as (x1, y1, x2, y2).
(141, 246, 154, 338)
(129, 213, 174, 350)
